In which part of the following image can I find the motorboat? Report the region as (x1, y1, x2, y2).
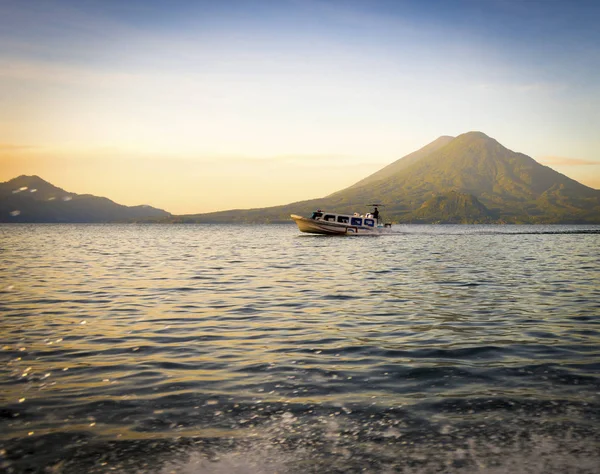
(291, 205, 392, 235)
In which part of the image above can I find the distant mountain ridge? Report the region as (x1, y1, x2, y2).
(342, 131, 600, 223)
(0, 175, 170, 222)
(2, 133, 599, 224)
(171, 131, 600, 224)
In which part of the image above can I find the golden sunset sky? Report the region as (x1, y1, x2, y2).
(1, 0, 599, 213)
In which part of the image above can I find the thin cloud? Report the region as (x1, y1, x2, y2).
(476, 81, 566, 94)
(515, 82, 567, 93)
(0, 58, 140, 87)
(0, 144, 36, 151)
(212, 155, 389, 171)
(540, 156, 600, 166)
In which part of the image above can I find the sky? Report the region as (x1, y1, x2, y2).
(1, 0, 599, 214)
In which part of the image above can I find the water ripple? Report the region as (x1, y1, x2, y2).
(0, 224, 599, 472)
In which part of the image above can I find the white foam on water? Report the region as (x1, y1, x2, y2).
(159, 441, 599, 474)
(160, 449, 297, 474)
(156, 425, 600, 474)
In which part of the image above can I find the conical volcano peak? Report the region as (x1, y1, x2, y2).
(459, 131, 491, 139)
(437, 131, 512, 162)
(454, 131, 502, 146)
(322, 131, 600, 223)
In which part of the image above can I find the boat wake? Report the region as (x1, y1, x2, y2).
(6, 411, 598, 474)
(384, 224, 600, 236)
(161, 435, 599, 474)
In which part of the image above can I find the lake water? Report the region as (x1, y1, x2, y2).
(1, 224, 599, 473)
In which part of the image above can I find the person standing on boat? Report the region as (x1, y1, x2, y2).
(372, 207, 380, 221)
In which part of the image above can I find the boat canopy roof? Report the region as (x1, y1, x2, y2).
(309, 210, 377, 228)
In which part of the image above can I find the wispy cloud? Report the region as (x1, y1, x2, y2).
(540, 156, 600, 166)
(476, 81, 567, 94)
(0, 58, 139, 87)
(0, 143, 36, 152)
(213, 154, 377, 166)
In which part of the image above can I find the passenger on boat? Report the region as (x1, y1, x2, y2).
(373, 207, 379, 220)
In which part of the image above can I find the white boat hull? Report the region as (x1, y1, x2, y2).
(291, 214, 391, 235)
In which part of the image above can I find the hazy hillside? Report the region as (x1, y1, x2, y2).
(172, 132, 600, 224)
(411, 191, 492, 223)
(348, 135, 455, 189)
(0, 175, 171, 222)
(326, 131, 600, 223)
(3, 133, 599, 224)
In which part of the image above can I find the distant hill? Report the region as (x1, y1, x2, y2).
(0, 175, 171, 222)
(171, 131, 600, 224)
(4, 133, 599, 224)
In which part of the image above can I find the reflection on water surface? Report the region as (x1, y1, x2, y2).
(1, 224, 599, 472)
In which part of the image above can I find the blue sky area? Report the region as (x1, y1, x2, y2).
(1, 0, 599, 212)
